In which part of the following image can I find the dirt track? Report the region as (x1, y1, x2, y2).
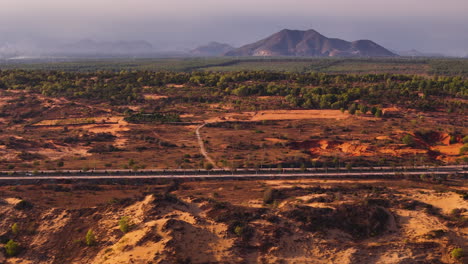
(195, 123, 219, 169)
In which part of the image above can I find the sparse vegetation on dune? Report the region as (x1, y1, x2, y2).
(85, 229, 96, 246)
(4, 239, 20, 257)
(0, 179, 465, 263)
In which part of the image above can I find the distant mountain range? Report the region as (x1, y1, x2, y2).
(225, 29, 396, 57)
(56, 39, 155, 55)
(190, 42, 234, 56)
(2, 31, 466, 60)
(393, 49, 446, 57)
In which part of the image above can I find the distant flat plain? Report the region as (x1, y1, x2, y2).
(1, 57, 467, 76)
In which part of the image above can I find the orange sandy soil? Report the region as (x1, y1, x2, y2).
(205, 109, 348, 123)
(0, 179, 465, 263)
(0, 89, 466, 171)
(143, 94, 168, 100)
(201, 113, 466, 168)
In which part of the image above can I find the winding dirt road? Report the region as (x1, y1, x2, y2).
(195, 123, 219, 169)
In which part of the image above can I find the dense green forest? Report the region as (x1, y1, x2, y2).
(0, 69, 466, 113)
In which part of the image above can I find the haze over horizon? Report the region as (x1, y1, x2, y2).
(1, 0, 468, 56)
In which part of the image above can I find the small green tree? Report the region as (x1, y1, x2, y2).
(451, 248, 464, 259)
(402, 135, 415, 146)
(359, 104, 368, 114)
(233, 224, 252, 239)
(85, 229, 96, 246)
(5, 239, 19, 256)
(234, 225, 244, 237)
(375, 109, 383, 118)
(11, 223, 19, 235)
(118, 216, 130, 233)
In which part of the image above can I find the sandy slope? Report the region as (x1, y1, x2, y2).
(0, 180, 466, 264)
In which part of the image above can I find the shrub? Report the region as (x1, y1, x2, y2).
(424, 229, 446, 239)
(85, 229, 96, 246)
(375, 109, 383, 118)
(124, 112, 181, 123)
(14, 200, 33, 210)
(348, 104, 357, 115)
(402, 134, 415, 146)
(233, 225, 253, 239)
(462, 193, 468, 201)
(450, 135, 457, 144)
(463, 135, 468, 144)
(11, 223, 19, 235)
(204, 163, 214, 170)
(263, 188, 274, 204)
(263, 188, 280, 204)
(17, 151, 43, 161)
(88, 144, 122, 153)
(119, 216, 131, 233)
(451, 248, 464, 259)
(460, 144, 468, 155)
(359, 104, 369, 114)
(234, 225, 244, 237)
(5, 239, 19, 256)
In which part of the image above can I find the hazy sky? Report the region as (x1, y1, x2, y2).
(1, 0, 467, 55)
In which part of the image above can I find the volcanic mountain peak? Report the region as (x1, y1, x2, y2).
(225, 29, 396, 57)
